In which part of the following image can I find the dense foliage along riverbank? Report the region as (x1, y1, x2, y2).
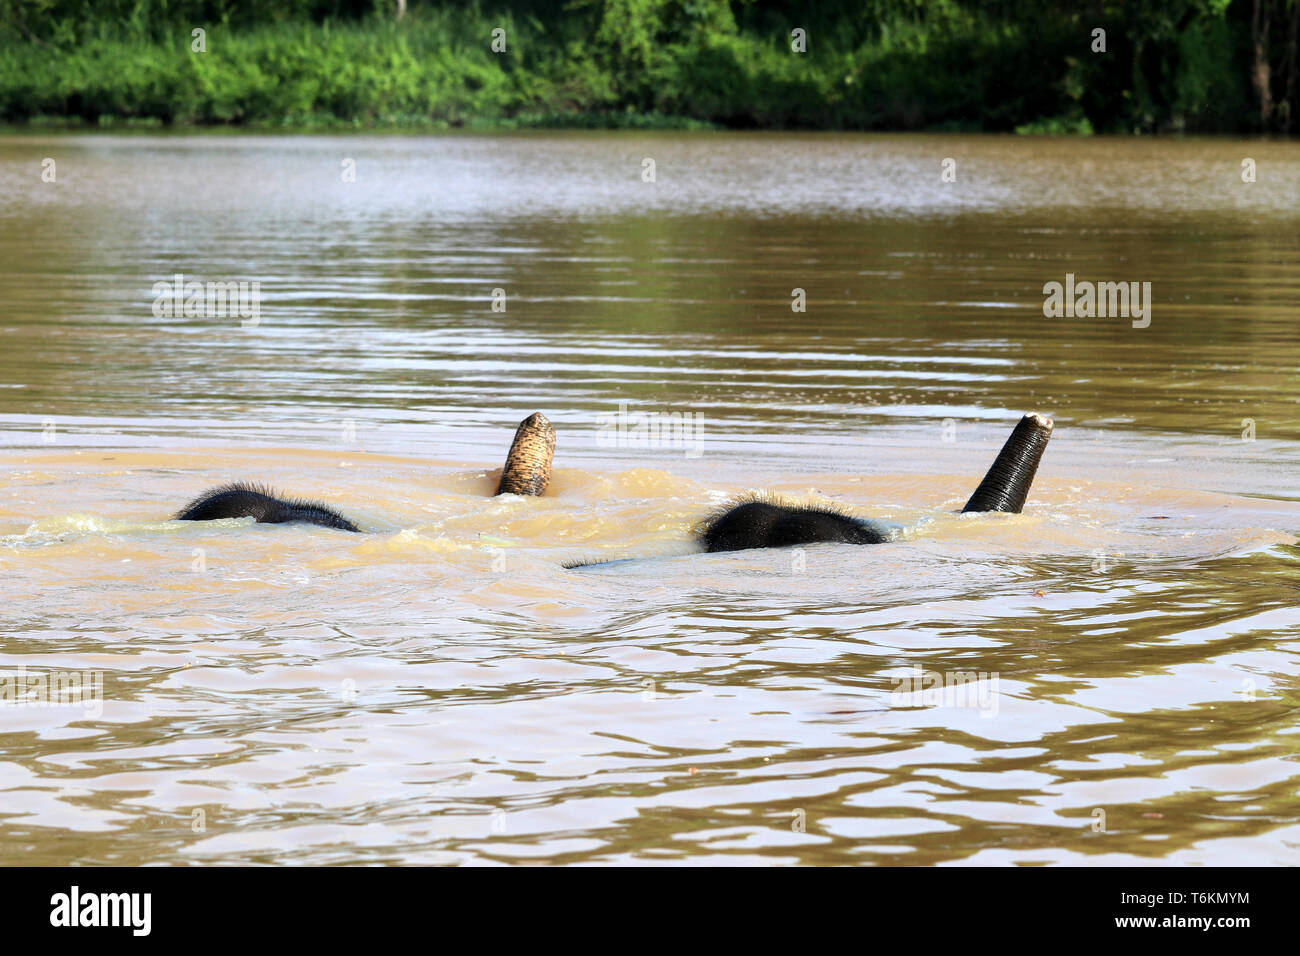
(1, 0, 1296, 133)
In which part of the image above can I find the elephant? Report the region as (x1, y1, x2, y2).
(172, 411, 1054, 562)
(174, 412, 556, 531)
(176, 482, 360, 531)
(568, 412, 1053, 564)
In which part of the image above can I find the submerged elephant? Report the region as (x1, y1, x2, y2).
(175, 412, 557, 531)
(572, 411, 1053, 563)
(177, 482, 362, 531)
(173, 411, 1054, 560)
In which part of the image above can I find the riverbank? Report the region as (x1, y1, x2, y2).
(0, 3, 1293, 134)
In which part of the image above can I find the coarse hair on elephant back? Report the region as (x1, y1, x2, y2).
(697, 493, 890, 554)
(175, 482, 361, 532)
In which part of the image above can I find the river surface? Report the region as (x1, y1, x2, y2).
(1, 131, 1298, 865)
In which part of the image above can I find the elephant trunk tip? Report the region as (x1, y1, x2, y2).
(496, 412, 556, 496)
(960, 412, 1054, 515)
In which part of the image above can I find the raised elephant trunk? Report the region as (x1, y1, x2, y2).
(496, 412, 556, 496)
(961, 412, 1053, 514)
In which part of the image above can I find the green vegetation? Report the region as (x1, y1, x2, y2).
(0, 0, 1295, 133)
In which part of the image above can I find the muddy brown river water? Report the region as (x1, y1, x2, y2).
(0, 131, 1298, 864)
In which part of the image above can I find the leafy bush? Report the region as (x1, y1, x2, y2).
(0, 1, 1293, 133)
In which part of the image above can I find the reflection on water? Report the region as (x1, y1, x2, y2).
(0, 132, 1298, 865)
